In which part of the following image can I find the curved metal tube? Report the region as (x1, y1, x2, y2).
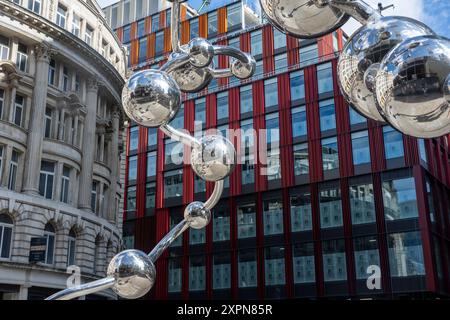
(45, 277, 115, 300)
(204, 180, 224, 210)
(171, 0, 182, 53)
(208, 67, 233, 78)
(160, 123, 201, 149)
(328, 0, 381, 24)
(159, 53, 191, 74)
(213, 45, 252, 63)
(148, 219, 189, 263)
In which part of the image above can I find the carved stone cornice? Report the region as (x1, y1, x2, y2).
(86, 77, 99, 92)
(34, 43, 57, 63)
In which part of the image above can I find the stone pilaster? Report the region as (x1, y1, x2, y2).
(107, 110, 120, 223)
(22, 44, 54, 195)
(78, 78, 99, 211)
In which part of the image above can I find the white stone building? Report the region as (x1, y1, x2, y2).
(0, 0, 126, 299)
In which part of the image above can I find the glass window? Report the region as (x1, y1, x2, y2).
(67, 229, 76, 266)
(48, 59, 56, 85)
(0, 146, 3, 185)
(145, 182, 156, 213)
(123, 25, 131, 44)
(317, 62, 333, 94)
(137, 20, 145, 38)
(299, 44, 318, 66)
(126, 186, 136, 213)
(349, 107, 366, 125)
(16, 43, 28, 72)
(292, 242, 315, 283)
(123, 0, 130, 24)
(227, 3, 242, 30)
(388, 231, 425, 277)
(60, 166, 70, 203)
(383, 126, 404, 159)
(147, 151, 157, 177)
(165, 139, 183, 166)
(138, 37, 147, 63)
(0, 89, 3, 119)
(155, 31, 164, 55)
(169, 210, 183, 247)
(213, 253, 231, 289)
(263, 199, 283, 235)
(319, 99, 336, 131)
(322, 239, 347, 281)
(320, 187, 343, 229)
(189, 255, 206, 291)
(62, 66, 69, 91)
(322, 137, 339, 171)
(418, 139, 427, 163)
(151, 14, 160, 32)
(8, 150, 18, 190)
(383, 177, 418, 221)
(171, 105, 184, 130)
(44, 223, 55, 265)
(111, 5, 118, 29)
(264, 78, 278, 108)
(290, 71, 305, 102)
(129, 127, 139, 151)
(56, 5, 67, 28)
(190, 223, 205, 245)
(128, 155, 137, 181)
(0, 214, 13, 259)
(208, 11, 218, 36)
(217, 92, 229, 120)
(195, 98, 206, 125)
(0, 35, 9, 60)
(166, 9, 171, 28)
(274, 53, 287, 72)
(350, 182, 375, 225)
(44, 107, 52, 138)
(194, 174, 206, 194)
(136, 0, 144, 20)
(265, 246, 285, 286)
(240, 85, 253, 114)
(91, 181, 98, 213)
(72, 14, 81, 37)
(251, 30, 262, 56)
(265, 113, 279, 144)
(237, 203, 256, 239)
(354, 236, 380, 279)
(238, 249, 257, 288)
(189, 18, 199, 39)
(148, 128, 157, 146)
(213, 205, 230, 242)
(27, 0, 41, 14)
(352, 131, 370, 165)
(39, 161, 55, 199)
(85, 26, 93, 46)
(290, 192, 312, 232)
(254, 60, 263, 79)
(164, 169, 183, 198)
(241, 119, 255, 185)
(273, 29, 286, 50)
(267, 148, 281, 181)
(168, 257, 182, 292)
(13, 95, 24, 127)
(293, 143, 309, 175)
(292, 106, 307, 137)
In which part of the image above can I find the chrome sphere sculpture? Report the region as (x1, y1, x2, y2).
(375, 35, 450, 138)
(184, 201, 211, 229)
(337, 16, 435, 122)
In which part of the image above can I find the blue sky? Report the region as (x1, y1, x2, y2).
(97, 0, 449, 37)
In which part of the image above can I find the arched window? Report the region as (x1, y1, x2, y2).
(67, 228, 76, 266)
(0, 214, 13, 259)
(44, 223, 56, 265)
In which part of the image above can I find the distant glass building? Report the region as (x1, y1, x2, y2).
(104, 0, 450, 299)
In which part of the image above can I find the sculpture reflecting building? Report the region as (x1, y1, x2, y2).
(105, 0, 450, 299)
(0, 0, 126, 299)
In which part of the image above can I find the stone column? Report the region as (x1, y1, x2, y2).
(54, 162, 64, 202)
(22, 44, 52, 195)
(78, 78, 98, 211)
(58, 108, 66, 140)
(52, 108, 60, 140)
(107, 110, 120, 223)
(73, 114, 79, 146)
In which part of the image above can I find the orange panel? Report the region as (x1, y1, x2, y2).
(199, 14, 208, 38)
(116, 27, 123, 42)
(145, 16, 151, 34)
(180, 20, 190, 44)
(164, 27, 172, 53)
(130, 22, 137, 40)
(131, 39, 139, 65)
(180, 5, 187, 21)
(217, 7, 227, 34)
(160, 10, 166, 29)
(147, 33, 156, 59)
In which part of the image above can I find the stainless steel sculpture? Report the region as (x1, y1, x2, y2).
(261, 0, 450, 138)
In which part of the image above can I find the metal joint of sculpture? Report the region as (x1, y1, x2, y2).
(46, 0, 449, 300)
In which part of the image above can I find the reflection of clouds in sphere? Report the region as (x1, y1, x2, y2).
(337, 16, 434, 123)
(375, 35, 450, 138)
(107, 250, 156, 299)
(122, 70, 181, 127)
(191, 135, 236, 182)
(259, 0, 349, 39)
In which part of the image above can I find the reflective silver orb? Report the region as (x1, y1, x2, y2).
(188, 38, 214, 68)
(184, 201, 211, 229)
(337, 16, 435, 123)
(191, 135, 236, 182)
(107, 249, 156, 299)
(230, 53, 256, 79)
(122, 69, 182, 127)
(259, 0, 349, 39)
(375, 35, 450, 138)
(167, 49, 213, 93)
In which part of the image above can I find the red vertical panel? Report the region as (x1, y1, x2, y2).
(217, 39, 229, 87)
(154, 208, 169, 299)
(240, 32, 251, 53)
(183, 100, 195, 205)
(368, 120, 386, 172)
(404, 135, 420, 166)
(156, 129, 165, 209)
(317, 34, 334, 61)
(278, 73, 294, 188)
(287, 35, 299, 67)
(262, 25, 274, 74)
(136, 126, 147, 218)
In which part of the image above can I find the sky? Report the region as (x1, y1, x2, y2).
(96, 0, 449, 38)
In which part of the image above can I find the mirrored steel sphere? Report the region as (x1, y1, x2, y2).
(184, 201, 211, 229)
(107, 249, 156, 299)
(259, 0, 349, 39)
(231, 53, 256, 79)
(375, 35, 450, 138)
(337, 16, 435, 123)
(188, 38, 214, 68)
(191, 135, 236, 182)
(122, 69, 181, 127)
(167, 49, 213, 93)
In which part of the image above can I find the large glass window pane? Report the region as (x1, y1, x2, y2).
(148, 128, 157, 146)
(213, 253, 231, 290)
(290, 71, 305, 101)
(383, 126, 404, 159)
(292, 242, 315, 283)
(354, 235, 380, 279)
(145, 182, 156, 213)
(349, 107, 367, 125)
(238, 249, 257, 288)
(293, 143, 309, 175)
(299, 44, 318, 66)
(168, 257, 182, 292)
(138, 37, 147, 63)
(241, 119, 255, 185)
(350, 182, 375, 225)
(39, 161, 55, 199)
(190, 226, 205, 245)
(273, 29, 286, 50)
(169, 210, 183, 247)
(217, 92, 229, 120)
(322, 239, 347, 281)
(164, 169, 183, 198)
(263, 199, 283, 235)
(320, 187, 343, 229)
(189, 255, 206, 291)
(151, 14, 159, 32)
(265, 113, 280, 144)
(190, 18, 199, 39)
(388, 231, 425, 277)
(208, 11, 218, 36)
(319, 99, 336, 131)
(165, 139, 183, 166)
(155, 31, 164, 55)
(240, 85, 253, 114)
(237, 203, 256, 239)
(352, 131, 370, 165)
(128, 156, 137, 181)
(227, 3, 242, 30)
(290, 192, 312, 232)
(322, 137, 339, 171)
(292, 106, 307, 137)
(264, 78, 278, 108)
(274, 53, 287, 72)
(382, 177, 418, 221)
(126, 186, 136, 213)
(418, 139, 427, 163)
(267, 148, 281, 181)
(317, 62, 333, 94)
(213, 205, 230, 242)
(265, 246, 285, 286)
(251, 30, 262, 56)
(195, 98, 206, 125)
(129, 127, 139, 151)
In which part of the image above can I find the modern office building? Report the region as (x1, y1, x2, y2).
(106, 0, 450, 299)
(0, 0, 126, 299)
